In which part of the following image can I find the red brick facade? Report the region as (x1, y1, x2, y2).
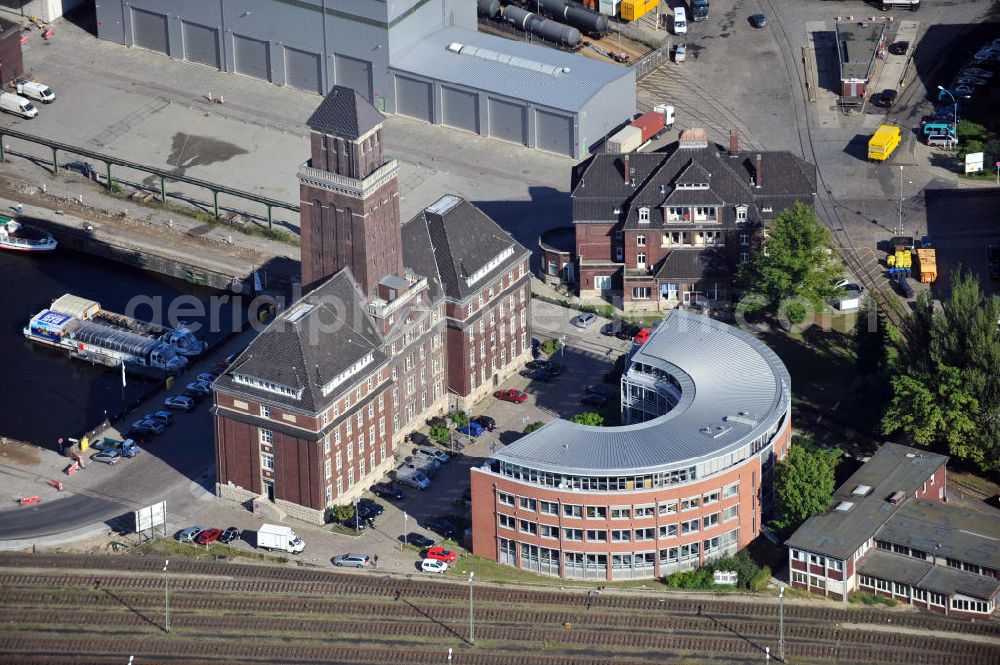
(0, 21, 24, 88)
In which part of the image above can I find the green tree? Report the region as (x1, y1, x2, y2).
(523, 421, 545, 435)
(451, 411, 469, 428)
(331, 504, 354, 522)
(571, 412, 604, 426)
(773, 442, 840, 532)
(540, 338, 561, 355)
(881, 368, 978, 449)
(736, 202, 844, 324)
(429, 425, 450, 445)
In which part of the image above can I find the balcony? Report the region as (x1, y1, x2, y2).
(368, 275, 428, 319)
(297, 159, 399, 198)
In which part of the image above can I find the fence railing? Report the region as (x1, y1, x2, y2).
(629, 41, 671, 80)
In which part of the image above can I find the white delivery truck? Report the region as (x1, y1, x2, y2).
(256, 524, 305, 554)
(14, 79, 55, 103)
(0, 92, 38, 119)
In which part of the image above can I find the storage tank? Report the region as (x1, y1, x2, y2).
(538, 0, 569, 17)
(565, 5, 609, 35)
(532, 16, 581, 46)
(478, 0, 501, 16)
(502, 5, 535, 30)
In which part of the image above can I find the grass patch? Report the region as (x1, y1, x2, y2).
(950, 471, 999, 496)
(849, 592, 899, 607)
(329, 525, 364, 537)
(446, 554, 663, 589)
(133, 538, 287, 563)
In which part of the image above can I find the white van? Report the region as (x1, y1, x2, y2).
(0, 93, 38, 119)
(673, 7, 688, 34)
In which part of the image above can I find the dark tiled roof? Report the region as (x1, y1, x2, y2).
(400, 214, 445, 302)
(785, 443, 947, 560)
(876, 500, 1000, 571)
(858, 550, 1000, 601)
(216, 270, 385, 413)
(404, 195, 529, 301)
(662, 188, 726, 206)
(654, 248, 731, 280)
(306, 86, 384, 139)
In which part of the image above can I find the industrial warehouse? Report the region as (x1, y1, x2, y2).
(470, 310, 792, 580)
(93, 0, 635, 158)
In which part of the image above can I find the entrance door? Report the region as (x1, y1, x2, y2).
(264, 480, 275, 502)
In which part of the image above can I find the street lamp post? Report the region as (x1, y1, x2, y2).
(897, 165, 904, 238)
(937, 86, 958, 130)
(163, 559, 170, 633)
(778, 586, 785, 662)
(468, 571, 476, 646)
(353, 497, 359, 534)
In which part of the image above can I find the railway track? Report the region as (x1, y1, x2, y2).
(1, 554, 998, 665)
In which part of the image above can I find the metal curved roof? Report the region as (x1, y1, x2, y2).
(493, 310, 790, 476)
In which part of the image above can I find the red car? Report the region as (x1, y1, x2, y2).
(195, 528, 222, 545)
(494, 388, 528, 404)
(633, 328, 654, 345)
(425, 546, 458, 563)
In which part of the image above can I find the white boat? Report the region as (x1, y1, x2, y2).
(0, 216, 57, 252)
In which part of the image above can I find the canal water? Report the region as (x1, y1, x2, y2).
(0, 248, 240, 448)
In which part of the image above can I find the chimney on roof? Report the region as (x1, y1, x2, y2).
(729, 131, 739, 157)
(755, 153, 763, 189)
(623, 154, 630, 184)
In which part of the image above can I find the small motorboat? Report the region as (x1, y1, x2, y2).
(0, 216, 57, 252)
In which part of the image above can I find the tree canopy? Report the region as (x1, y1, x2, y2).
(882, 269, 1000, 472)
(522, 422, 545, 435)
(736, 202, 844, 324)
(773, 440, 840, 532)
(571, 412, 604, 426)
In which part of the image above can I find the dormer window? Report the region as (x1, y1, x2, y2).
(638, 207, 650, 223)
(736, 205, 748, 221)
(676, 182, 709, 190)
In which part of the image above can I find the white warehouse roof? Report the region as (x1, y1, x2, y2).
(391, 26, 632, 113)
(492, 310, 791, 475)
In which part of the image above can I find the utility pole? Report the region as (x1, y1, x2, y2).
(897, 165, 903, 238)
(778, 586, 785, 662)
(163, 559, 170, 633)
(468, 571, 475, 646)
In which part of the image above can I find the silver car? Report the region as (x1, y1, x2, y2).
(91, 449, 120, 465)
(176, 525, 205, 543)
(332, 553, 371, 568)
(571, 313, 597, 328)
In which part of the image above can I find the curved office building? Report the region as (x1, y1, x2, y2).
(470, 310, 792, 580)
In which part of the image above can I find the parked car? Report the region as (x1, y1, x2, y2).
(959, 67, 992, 79)
(427, 416, 450, 429)
(91, 449, 120, 465)
(494, 389, 528, 404)
(404, 532, 436, 548)
(196, 372, 218, 384)
(219, 527, 241, 544)
(585, 384, 611, 397)
(131, 418, 165, 435)
(617, 322, 640, 340)
(341, 513, 369, 531)
(357, 498, 384, 518)
(147, 411, 174, 426)
(633, 328, 654, 345)
(749, 13, 766, 28)
(520, 368, 551, 382)
(372, 482, 405, 501)
(956, 76, 989, 87)
(415, 446, 450, 464)
(458, 422, 485, 437)
(875, 89, 897, 108)
(412, 448, 443, 470)
(176, 526, 204, 543)
(13, 78, 55, 103)
(581, 393, 610, 408)
(164, 395, 194, 412)
(196, 528, 222, 545)
(888, 41, 909, 55)
(525, 359, 550, 371)
(425, 546, 458, 563)
(426, 517, 457, 540)
(408, 431, 430, 446)
(531, 338, 541, 359)
(185, 381, 212, 397)
(473, 415, 496, 432)
(601, 320, 623, 337)
(571, 313, 597, 328)
(332, 553, 371, 568)
(422, 558, 449, 573)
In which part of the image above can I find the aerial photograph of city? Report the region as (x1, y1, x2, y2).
(0, 0, 998, 662)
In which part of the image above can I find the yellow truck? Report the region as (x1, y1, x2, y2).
(916, 248, 937, 283)
(868, 125, 901, 162)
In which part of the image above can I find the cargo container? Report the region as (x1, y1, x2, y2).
(620, 0, 656, 21)
(606, 125, 643, 153)
(915, 248, 936, 283)
(630, 110, 666, 143)
(868, 125, 901, 161)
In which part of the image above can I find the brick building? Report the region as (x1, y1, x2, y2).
(0, 17, 24, 88)
(569, 129, 816, 312)
(786, 443, 1000, 618)
(213, 87, 528, 523)
(470, 310, 792, 580)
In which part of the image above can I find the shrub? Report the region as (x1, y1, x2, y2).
(571, 412, 604, 426)
(429, 425, 450, 444)
(749, 565, 771, 592)
(331, 504, 354, 522)
(849, 592, 898, 607)
(523, 422, 544, 435)
(540, 338, 561, 355)
(451, 411, 469, 428)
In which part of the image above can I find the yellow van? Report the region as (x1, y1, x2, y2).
(868, 125, 901, 161)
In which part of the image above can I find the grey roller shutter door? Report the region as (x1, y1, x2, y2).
(442, 86, 479, 133)
(488, 98, 527, 145)
(131, 8, 168, 55)
(396, 76, 433, 122)
(335, 54, 373, 102)
(535, 109, 574, 156)
(234, 34, 270, 81)
(285, 47, 322, 94)
(182, 21, 220, 69)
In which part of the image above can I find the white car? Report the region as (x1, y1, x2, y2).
(176, 525, 205, 543)
(14, 79, 55, 104)
(164, 395, 195, 411)
(421, 558, 449, 573)
(571, 313, 597, 328)
(415, 446, 449, 464)
(185, 381, 212, 396)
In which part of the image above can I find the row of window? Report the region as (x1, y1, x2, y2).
(789, 549, 845, 572)
(497, 485, 737, 515)
(469, 263, 528, 313)
(858, 575, 949, 607)
(495, 460, 753, 494)
(499, 508, 737, 542)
